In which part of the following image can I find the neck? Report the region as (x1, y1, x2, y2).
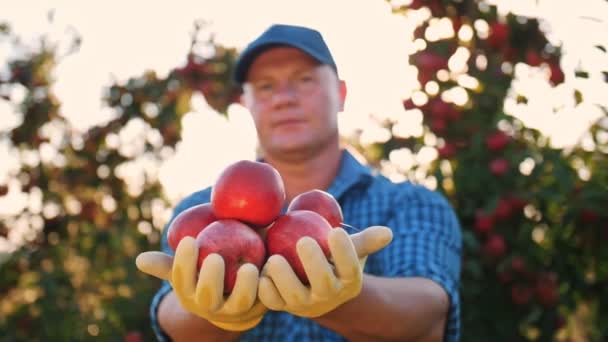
(262, 143, 342, 203)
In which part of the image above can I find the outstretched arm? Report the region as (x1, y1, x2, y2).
(258, 187, 462, 341)
(157, 291, 242, 342)
(314, 275, 448, 341)
(318, 187, 462, 341)
(138, 238, 266, 341)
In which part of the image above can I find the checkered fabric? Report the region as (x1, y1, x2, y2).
(150, 150, 462, 341)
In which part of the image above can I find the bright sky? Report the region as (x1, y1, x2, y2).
(1, 0, 607, 205)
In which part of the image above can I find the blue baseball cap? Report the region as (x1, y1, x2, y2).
(233, 24, 338, 84)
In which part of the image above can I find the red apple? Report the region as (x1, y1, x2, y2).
(501, 46, 517, 62)
(483, 234, 506, 258)
(430, 118, 447, 134)
(413, 25, 426, 39)
(414, 51, 449, 72)
(488, 22, 509, 50)
(485, 131, 511, 151)
(403, 98, 416, 110)
(451, 17, 462, 35)
(525, 50, 542, 67)
(493, 197, 513, 221)
(511, 284, 532, 306)
(507, 195, 527, 212)
(437, 143, 457, 159)
(580, 209, 599, 224)
(409, 0, 425, 10)
(123, 331, 143, 342)
(549, 62, 565, 85)
(211, 160, 286, 227)
(167, 203, 217, 252)
(535, 272, 559, 307)
(429, 98, 452, 119)
(446, 107, 462, 121)
(489, 158, 510, 176)
(474, 210, 494, 234)
(196, 219, 266, 294)
(287, 189, 343, 228)
(417, 68, 435, 85)
(265, 210, 332, 284)
(510, 256, 527, 274)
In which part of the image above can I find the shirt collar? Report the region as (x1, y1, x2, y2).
(326, 149, 373, 200)
(257, 149, 373, 201)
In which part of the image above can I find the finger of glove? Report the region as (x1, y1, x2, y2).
(209, 315, 264, 332)
(264, 254, 309, 306)
(350, 226, 394, 258)
(135, 251, 173, 281)
(172, 237, 198, 297)
(297, 237, 340, 299)
(328, 228, 361, 284)
(195, 253, 225, 312)
(358, 255, 369, 269)
(207, 301, 267, 323)
(222, 263, 259, 314)
(258, 275, 286, 311)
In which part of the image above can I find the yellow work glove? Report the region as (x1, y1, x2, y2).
(135, 237, 266, 331)
(258, 226, 393, 318)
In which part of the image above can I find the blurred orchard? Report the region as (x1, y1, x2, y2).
(1, 0, 607, 341)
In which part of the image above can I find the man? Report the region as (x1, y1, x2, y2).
(136, 24, 462, 341)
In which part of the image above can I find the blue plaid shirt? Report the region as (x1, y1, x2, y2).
(150, 150, 462, 341)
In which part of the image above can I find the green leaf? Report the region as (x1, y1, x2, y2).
(574, 89, 584, 105)
(516, 95, 528, 104)
(463, 230, 480, 251)
(464, 259, 483, 280)
(524, 306, 543, 324)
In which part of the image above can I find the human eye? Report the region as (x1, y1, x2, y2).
(251, 81, 275, 98)
(254, 81, 273, 92)
(298, 72, 315, 83)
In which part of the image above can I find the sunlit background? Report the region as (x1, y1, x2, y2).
(1, 0, 607, 243)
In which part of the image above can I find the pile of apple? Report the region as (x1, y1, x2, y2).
(166, 160, 344, 294)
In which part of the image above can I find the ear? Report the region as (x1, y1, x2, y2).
(338, 80, 347, 112)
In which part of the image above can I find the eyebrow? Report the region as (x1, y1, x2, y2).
(248, 66, 319, 86)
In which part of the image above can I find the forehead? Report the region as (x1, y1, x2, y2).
(246, 47, 321, 79)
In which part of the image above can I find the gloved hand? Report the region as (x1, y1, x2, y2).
(258, 226, 393, 318)
(135, 237, 266, 331)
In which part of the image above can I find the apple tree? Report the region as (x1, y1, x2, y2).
(0, 21, 239, 340)
(349, 0, 608, 340)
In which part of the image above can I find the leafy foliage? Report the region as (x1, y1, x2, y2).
(375, 1, 607, 340)
(0, 23, 239, 340)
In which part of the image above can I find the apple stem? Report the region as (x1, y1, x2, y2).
(340, 222, 361, 232)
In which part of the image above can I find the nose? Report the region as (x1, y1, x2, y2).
(270, 81, 298, 107)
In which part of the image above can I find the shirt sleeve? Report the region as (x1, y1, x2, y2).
(149, 189, 212, 341)
(375, 184, 462, 342)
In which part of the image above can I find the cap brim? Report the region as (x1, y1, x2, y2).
(233, 40, 333, 84)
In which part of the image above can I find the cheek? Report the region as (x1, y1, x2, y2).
(249, 107, 270, 135)
(308, 93, 338, 123)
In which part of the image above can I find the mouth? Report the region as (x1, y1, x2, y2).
(273, 119, 306, 128)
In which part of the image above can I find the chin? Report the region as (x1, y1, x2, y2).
(270, 137, 312, 152)
(266, 143, 318, 161)
(262, 134, 336, 160)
